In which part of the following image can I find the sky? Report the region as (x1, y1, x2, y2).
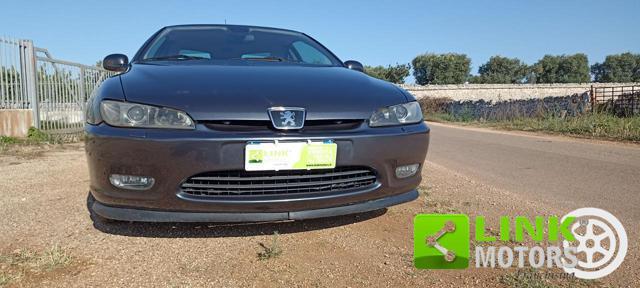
(1, 0, 639, 83)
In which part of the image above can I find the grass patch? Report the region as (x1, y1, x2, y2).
(0, 245, 72, 286)
(0, 271, 18, 286)
(0, 127, 71, 157)
(428, 113, 640, 142)
(0, 136, 19, 144)
(38, 245, 72, 271)
(425, 112, 461, 123)
(257, 231, 283, 260)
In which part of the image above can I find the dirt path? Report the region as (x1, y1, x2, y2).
(0, 127, 638, 287)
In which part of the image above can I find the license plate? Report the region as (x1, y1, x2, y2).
(245, 141, 337, 171)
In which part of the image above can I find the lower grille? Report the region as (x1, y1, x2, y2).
(181, 166, 377, 197)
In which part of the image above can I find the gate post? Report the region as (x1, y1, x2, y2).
(22, 40, 40, 128)
(590, 85, 595, 113)
(79, 67, 86, 123)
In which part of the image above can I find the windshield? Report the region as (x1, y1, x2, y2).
(137, 26, 342, 66)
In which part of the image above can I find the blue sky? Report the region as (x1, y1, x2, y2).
(2, 0, 638, 82)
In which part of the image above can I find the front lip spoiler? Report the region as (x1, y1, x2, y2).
(92, 189, 418, 223)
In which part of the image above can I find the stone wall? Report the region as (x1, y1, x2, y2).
(401, 83, 638, 101)
(417, 92, 592, 121)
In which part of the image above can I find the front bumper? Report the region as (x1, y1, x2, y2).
(85, 122, 430, 221)
(91, 189, 419, 222)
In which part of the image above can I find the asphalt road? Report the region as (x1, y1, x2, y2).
(426, 122, 640, 222)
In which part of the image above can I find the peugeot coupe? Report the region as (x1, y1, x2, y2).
(85, 25, 430, 222)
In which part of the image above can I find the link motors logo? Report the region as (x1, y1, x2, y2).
(561, 208, 628, 279)
(413, 208, 628, 280)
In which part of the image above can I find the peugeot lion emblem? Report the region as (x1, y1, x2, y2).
(268, 107, 306, 130)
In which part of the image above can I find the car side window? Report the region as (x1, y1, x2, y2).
(291, 41, 332, 65)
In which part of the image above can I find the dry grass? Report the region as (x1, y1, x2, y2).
(485, 114, 640, 142)
(0, 245, 73, 286)
(257, 232, 283, 261)
(0, 272, 17, 286)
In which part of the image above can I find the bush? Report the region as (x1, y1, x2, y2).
(417, 97, 453, 115)
(412, 53, 471, 85)
(27, 127, 50, 142)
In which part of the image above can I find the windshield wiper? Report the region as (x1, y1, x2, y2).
(233, 56, 287, 62)
(142, 55, 209, 61)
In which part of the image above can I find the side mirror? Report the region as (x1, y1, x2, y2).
(344, 60, 364, 72)
(103, 54, 129, 72)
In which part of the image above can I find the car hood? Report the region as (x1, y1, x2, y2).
(119, 63, 408, 121)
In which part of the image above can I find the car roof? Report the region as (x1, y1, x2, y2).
(161, 24, 304, 35)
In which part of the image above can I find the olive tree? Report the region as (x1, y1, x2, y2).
(412, 53, 471, 85)
(475, 56, 529, 84)
(364, 63, 411, 84)
(591, 52, 640, 82)
(532, 54, 590, 83)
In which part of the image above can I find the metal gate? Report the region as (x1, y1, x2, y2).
(1, 36, 115, 135)
(591, 85, 640, 116)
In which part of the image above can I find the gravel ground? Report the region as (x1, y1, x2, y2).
(0, 129, 637, 287)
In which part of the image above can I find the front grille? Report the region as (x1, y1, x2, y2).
(201, 119, 363, 132)
(181, 166, 377, 197)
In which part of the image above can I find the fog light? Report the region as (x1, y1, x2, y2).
(109, 174, 155, 190)
(395, 164, 419, 178)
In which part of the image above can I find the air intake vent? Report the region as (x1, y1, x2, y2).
(181, 166, 377, 197)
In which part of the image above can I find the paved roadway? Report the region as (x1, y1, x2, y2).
(425, 122, 640, 221)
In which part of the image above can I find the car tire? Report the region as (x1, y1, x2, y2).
(86, 192, 117, 224)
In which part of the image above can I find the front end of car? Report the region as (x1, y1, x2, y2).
(86, 24, 430, 222)
(85, 76, 429, 222)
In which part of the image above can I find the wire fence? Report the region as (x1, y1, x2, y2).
(0, 36, 115, 135)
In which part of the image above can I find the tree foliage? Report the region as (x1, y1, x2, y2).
(532, 54, 590, 83)
(364, 63, 411, 84)
(412, 53, 471, 85)
(474, 56, 529, 84)
(591, 52, 640, 82)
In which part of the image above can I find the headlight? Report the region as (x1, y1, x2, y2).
(99, 100, 195, 129)
(85, 95, 99, 125)
(369, 102, 423, 127)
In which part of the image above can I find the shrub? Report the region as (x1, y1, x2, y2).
(417, 97, 453, 114)
(27, 127, 49, 142)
